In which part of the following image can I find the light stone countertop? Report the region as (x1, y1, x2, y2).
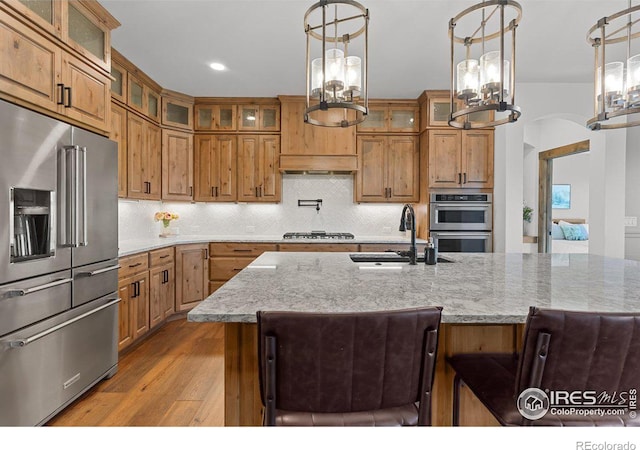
(117, 234, 426, 257)
(187, 252, 640, 324)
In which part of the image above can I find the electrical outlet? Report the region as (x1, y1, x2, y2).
(246, 225, 256, 233)
(624, 217, 637, 227)
(382, 226, 391, 234)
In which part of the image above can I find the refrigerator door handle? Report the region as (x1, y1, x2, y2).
(78, 147, 88, 247)
(59, 146, 79, 247)
(3, 298, 120, 348)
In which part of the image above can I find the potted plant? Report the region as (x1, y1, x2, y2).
(523, 204, 533, 235)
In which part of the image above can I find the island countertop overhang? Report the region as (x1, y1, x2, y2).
(187, 252, 640, 324)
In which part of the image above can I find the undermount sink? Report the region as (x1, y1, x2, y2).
(349, 253, 455, 264)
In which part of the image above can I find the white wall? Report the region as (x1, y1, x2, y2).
(119, 174, 407, 241)
(625, 127, 640, 260)
(552, 153, 589, 222)
(494, 82, 626, 257)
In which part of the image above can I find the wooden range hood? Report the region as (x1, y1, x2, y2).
(279, 96, 358, 173)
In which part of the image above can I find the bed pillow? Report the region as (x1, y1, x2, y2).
(551, 223, 565, 240)
(558, 221, 588, 241)
(580, 224, 589, 239)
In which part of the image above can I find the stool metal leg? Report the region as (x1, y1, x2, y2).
(452, 373, 461, 426)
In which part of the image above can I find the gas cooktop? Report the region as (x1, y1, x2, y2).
(282, 231, 355, 240)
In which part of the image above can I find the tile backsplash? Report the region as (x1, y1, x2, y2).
(118, 174, 409, 241)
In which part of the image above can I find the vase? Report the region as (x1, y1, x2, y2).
(159, 221, 173, 238)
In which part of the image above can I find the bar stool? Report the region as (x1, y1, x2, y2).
(448, 307, 640, 426)
(257, 307, 442, 426)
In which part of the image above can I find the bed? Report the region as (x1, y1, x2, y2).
(550, 218, 589, 254)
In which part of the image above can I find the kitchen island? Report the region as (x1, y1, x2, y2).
(188, 251, 640, 426)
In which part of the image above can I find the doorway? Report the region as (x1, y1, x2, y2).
(537, 140, 590, 253)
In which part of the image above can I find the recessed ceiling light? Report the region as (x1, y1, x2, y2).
(209, 62, 226, 71)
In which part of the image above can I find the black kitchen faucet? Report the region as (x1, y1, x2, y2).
(398, 204, 417, 265)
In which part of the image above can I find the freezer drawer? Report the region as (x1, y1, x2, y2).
(0, 270, 72, 337)
(0, 294, 119, 426)
(72, 259, 119, 307)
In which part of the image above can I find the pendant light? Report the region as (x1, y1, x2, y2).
(587, 1, 640, 130)
(449, 0, 522, 129)
(304, 0, 369, 127)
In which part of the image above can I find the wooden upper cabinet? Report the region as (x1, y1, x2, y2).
(146, 88, 161, 123)
(194, 134, 237, 202)
(420, 90, 494, 130)
(110, 101, 127, 197)
(356, 135, 419, 202)
(110, 59, 127, 103)
(64, 1, 115, 71)
(237, 135, 281, 202)
(426, 92, 455, 128)
(0, 12, 62, 112)
(3, 1, 119, 71)
(462, 130, 494, 188)
(357, 103, 418, 133)
(238, 104, 280, 131)
(127, 72, 145, 115)
(2, 0, 63, 38)
(162, 129, 193, 201)
(60, 51, 110, 131)
(162, 91, 193, 130)
(428, 129, 494, 189)
(127, 112, 161, 199)
(195, 104, 237, 131)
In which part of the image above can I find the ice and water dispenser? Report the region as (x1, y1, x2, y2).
(10, 188, 54, 262)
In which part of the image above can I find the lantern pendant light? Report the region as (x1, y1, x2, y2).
(449, 0, 522, 129)
(304, 0, 369, 127)
(587, 1, 640, 130)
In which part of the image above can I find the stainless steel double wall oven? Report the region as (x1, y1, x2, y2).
(429, 192, 493, 252)
(0, 100, 119, 426)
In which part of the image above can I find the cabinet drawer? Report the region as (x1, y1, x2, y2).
(279, 243, 359, 252)
(149, 247, 174, 267)
(209, 257, 254, 281)
(118, 253, 149, 278)
(209, 242, 277, 257)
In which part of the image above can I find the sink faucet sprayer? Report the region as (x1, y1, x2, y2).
(398, 204, 417, 265)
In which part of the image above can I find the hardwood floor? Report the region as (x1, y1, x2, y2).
(46, 319, 226, 426)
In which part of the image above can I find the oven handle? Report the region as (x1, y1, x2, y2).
(3, 277, 73, 298)
(432, 203, 491, 208)
(4, 298, 120, 348)
(430, 232, 492, 236)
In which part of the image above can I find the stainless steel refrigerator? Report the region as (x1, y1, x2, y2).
(0, 100, 119, 426)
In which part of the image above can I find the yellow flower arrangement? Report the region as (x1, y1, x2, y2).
(154, 211, 179, 228)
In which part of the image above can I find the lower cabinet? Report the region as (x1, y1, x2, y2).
(117, 253, 150, 352)
(175, 244, 209, 312)
(148, 247, 175, 329)
(279, 243, 359, 252)
(117, 241, 423, 353)
(209, 242, 278, 294)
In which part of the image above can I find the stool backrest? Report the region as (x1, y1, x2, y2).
(258, 307, 442, 424)
(515, 307, 640, 397)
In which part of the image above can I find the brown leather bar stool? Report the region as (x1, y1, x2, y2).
(447, 307, 640, 426)
(257, 307, 442, 426)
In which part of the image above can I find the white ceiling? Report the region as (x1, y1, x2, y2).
(101, 0, 629, 99)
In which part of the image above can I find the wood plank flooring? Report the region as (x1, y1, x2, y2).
(46, 319, 225, 427)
